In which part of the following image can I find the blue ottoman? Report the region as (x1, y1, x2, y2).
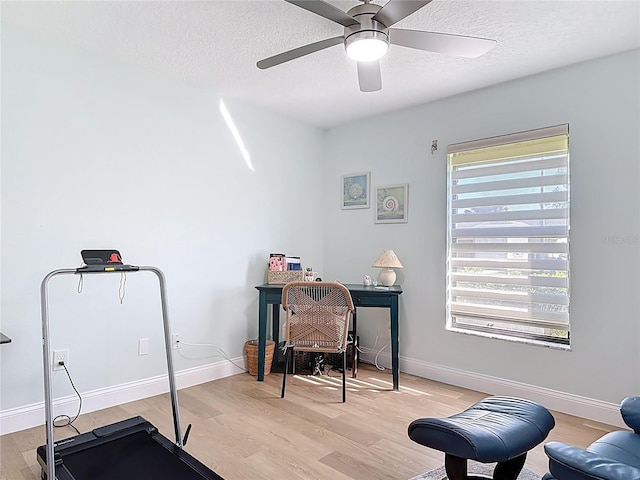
(408, 396, 555, 480)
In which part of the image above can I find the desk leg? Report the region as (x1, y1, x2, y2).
(390, 296, 399, 391)
(272, 304, 280, 346)
(352, 310, 358, 378)
(257, 291, 268, 382)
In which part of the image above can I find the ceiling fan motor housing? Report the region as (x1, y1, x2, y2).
(344, 2, 390, 58)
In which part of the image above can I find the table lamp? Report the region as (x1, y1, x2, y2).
(372, 250, 403, 286)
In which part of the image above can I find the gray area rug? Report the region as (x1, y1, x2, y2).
(409, 461, 541, 480)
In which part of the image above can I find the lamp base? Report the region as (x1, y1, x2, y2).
(379, 269, 396, 287)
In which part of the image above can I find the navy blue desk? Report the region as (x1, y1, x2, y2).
(255, 283, 403, 390)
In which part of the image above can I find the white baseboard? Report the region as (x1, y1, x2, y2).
(2, 350, 625, 436)
(358, 346, 625, 428)
(0, 357, 247, 436)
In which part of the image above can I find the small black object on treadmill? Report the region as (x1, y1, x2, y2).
(79, 249, 139, 272)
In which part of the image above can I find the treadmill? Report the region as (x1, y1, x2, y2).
(37, 253, 224, 480)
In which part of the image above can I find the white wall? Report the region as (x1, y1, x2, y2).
(0, 24, 325, 421)
(323, 49, 640, 409)
(2, 20, 638, 434)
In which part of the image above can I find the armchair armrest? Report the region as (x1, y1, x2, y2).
(621, 396, 640, 433)
(544, 441, 640, 480)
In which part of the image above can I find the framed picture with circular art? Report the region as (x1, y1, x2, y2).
(375, 183, 408, 223)
(341, 172, 370, 209)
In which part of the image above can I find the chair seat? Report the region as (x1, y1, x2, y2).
(408, 396, 555, 463)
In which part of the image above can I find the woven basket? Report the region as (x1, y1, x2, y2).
(267, 270, 304, 284)
(245, 339, 275, 376)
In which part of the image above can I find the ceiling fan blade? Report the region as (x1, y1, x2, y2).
(389, 28, 496, 58)
(257, 36, 344, 69)
(372, 0, 434, 27)
(357, 61, 382, 92)
(285, 0, 359, 27)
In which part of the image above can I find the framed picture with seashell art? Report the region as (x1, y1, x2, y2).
(375, 184, 408, 223)
(342, 172, 370, 209)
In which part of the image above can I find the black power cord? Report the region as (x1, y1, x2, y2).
(53, 361, 83, 435)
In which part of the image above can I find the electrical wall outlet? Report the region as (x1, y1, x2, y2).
(53, 349, 69, 371)
(172, 333, 181, 350)
(138, 338, 149, 356)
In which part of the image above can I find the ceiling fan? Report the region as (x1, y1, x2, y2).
(257, 0, 496, 92)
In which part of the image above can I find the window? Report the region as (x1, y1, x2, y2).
(446, 125, 570, 345)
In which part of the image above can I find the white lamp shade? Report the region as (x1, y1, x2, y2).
(372, 250, 403, 269)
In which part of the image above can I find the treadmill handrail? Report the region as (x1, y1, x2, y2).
(40, 265, 183, 480)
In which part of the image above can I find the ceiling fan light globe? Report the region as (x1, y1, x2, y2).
(347, 38, 388, 61)
(345, 32, 389, 62)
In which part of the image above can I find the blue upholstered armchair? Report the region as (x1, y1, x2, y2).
(543, 396, 640, 480)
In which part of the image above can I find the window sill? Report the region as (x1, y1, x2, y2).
(447, 326, 571, 351)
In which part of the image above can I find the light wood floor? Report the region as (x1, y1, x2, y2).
(1, 364, 615, 480)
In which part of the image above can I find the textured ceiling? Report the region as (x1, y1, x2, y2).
(3, 0, 640, 128)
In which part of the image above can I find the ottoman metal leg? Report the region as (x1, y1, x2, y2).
(494, 453, 526, 480)
(444, 454, 467, 480)
(444, 453, 525, 480)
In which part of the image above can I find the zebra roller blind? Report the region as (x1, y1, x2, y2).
(446, 124, 570, 344)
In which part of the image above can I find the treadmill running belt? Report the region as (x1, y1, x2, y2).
(61, 431, 215, 479)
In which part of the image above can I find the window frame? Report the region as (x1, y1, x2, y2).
(446, 124, 570, 346)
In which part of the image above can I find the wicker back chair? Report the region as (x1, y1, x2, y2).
(281, 281, 355, 402)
